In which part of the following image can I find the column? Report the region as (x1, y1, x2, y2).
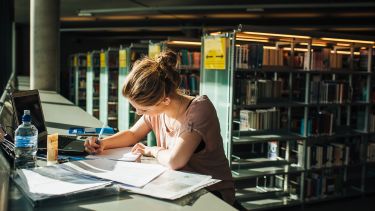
(30, 0, 60, 91)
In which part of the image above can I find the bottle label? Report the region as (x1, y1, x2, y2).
(15, 136, 37, 147)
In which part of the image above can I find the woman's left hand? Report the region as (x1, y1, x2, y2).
(131, 143, 153, 156)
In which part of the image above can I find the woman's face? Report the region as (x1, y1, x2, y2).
(129, 98, 170, 116)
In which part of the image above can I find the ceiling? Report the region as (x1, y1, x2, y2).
(15, 0, 375, 40)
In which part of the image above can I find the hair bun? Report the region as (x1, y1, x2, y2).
(156, 50, 177, 70)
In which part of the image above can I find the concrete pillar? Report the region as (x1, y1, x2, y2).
(30, 0, 60, 91)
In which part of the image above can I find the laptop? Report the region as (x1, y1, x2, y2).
(10, 90, 87, 156)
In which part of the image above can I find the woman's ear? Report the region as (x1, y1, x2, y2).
(161, 97, 171, 106)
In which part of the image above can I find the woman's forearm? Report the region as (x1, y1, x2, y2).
(152, 148, 187, 170)
(102, 130, 140, 150)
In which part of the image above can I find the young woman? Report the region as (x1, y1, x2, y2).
(84, 50, 235, 205)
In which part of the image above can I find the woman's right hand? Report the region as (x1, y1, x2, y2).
(84, 136, 104, 154)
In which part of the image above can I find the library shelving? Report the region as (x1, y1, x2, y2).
(68, 54, 75, 102)
(86, 50, 101, 118)
(200, 25, 375, 210)
(149, 37, 201, 96)
(118, 43, 148, 131)
(74, 53, 87, 110)
(99, 48, 119, 129)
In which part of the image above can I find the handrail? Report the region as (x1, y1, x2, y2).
(0, 72, 15, 107)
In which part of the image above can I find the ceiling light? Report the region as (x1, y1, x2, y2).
(246, 8, 264, 12)
(78, 11, 92, 17)
(299, 42, 327, 47)
(236, 38, 269, 43)
(331, 50, 360, 55)
(321, 37, 374, 45)
(243, 31, 311, 39)
(167, 41, 201, 46)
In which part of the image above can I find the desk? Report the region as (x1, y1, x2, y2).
(0, 91, 236, 211)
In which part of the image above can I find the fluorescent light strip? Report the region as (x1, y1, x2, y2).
(321, 37, 374, 45)
(243, 31, 311, 39)
(167, 41, 201, 46)
(331, 50, 360, 55)
(283, 47, 308, 52)
(300, 42, 327, 47)
(337, 43, 351, 47)
(236, 38, 269, 43)
(264, 46, 277, 50)
(209, 32, 221, 35)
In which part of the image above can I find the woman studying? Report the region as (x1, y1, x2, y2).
(84, 50, 235, 205)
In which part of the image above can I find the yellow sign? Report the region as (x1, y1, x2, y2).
(100, 52, 106, 68)
(73, 55, 78, 67)
(87, 53, 91, 68)
(149, 44, 161, 59)
(203, 37, 227, 70)
(119, 49, 127, 68)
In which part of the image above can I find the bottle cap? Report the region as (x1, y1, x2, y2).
(22, 110, 31, 122)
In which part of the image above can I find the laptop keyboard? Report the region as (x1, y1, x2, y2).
(58, 135, 86, 148)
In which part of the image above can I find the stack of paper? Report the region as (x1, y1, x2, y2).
(86, 147, 141, 162)
(64, 159, 166, 187)
(14, 165, 113, 203)
(15, 147, 219, 205)
(121, 170, 220, 200)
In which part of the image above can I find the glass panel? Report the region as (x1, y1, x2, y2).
(200, 34, 232, 157)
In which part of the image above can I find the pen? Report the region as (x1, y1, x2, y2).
(96, 123, 106, 145)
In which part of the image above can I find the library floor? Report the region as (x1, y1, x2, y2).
(273, 193, 375, 211)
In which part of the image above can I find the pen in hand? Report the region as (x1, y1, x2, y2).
(96, 123, 106, 145)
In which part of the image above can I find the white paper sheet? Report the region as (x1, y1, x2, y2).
(64, 159, 166, 187)
(120, 170, 220, 200)
(16, 165, 112, 201)
(86, 147, 141, 162)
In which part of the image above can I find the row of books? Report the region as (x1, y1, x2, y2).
(368, 142, 375, 162)
(303, 49, 330, 71)
(304, 172, 343, 199)
(239, 108, 280, 131)
(303, 143, 350, 169)
(310, 80, 351, 104)
(180, 73, 200, 96)
(235, 79, 284, 105)
(234, 45, 372, 71)
(359, 49, 375, 71)
(176, 50, 200, 69)
(369, 114, 375, 133)
(235, 44, 264, 69)
(297, 111, 335, 136)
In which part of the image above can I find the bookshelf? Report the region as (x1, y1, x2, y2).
(200, 25, 375, 210)
(118, 43, 148, 131)
(86, 50, 101, 118)
(99, 48, 119, 129)
(149, 37, 201, 96)
(68, 54, 75, 102)
(74, 53, 87, 110)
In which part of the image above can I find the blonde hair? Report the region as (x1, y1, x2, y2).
(122, 50, 180, 106)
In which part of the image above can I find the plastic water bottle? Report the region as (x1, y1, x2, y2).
(14, 110, 38, 169)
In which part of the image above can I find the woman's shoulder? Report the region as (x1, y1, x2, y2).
(188, 95, 215, 115)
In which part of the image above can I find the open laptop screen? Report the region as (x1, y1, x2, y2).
(11, 90, 48, 143)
